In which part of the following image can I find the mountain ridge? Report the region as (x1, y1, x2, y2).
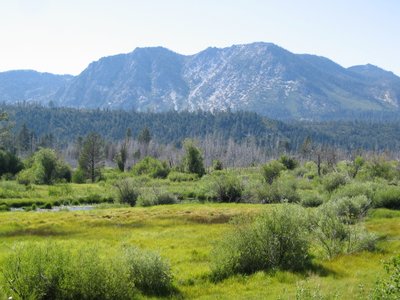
(1, 42, 399, 119)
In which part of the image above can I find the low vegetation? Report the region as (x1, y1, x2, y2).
(0, 125, 400, 298)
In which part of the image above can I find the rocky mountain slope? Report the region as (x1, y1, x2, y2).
(0, 70, 72, 104)
(1, 43, 399, 119)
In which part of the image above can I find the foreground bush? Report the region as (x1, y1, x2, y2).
(124, 246, 173, 295)
(211, 205, 310, 280)
(373, 255, 400, 299)
(310, 200, 377, 259)
(0, 242, 173, 299)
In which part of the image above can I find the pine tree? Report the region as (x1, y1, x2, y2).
(17, 123, 31, 153)
(78, 132, 105, 182)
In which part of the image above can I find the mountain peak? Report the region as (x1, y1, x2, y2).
(1, 42, 399, 119)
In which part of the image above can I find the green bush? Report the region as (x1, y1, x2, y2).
(182, 139, 205, 177)
(42, 202, 53, 210)
(310, 203, 377, 259)
(255, 179, 300, 204)
(114, 178, 141, 206)
(137, 189, 177, 207)
(300, 191, 325, 207)
(373, 255, 400, 299)
(71, 168, 85, 183)
(323, 172, 347, 192)
(123, 246, 173, 296)
(209, 173, 244, 203)
(374, 186, 400, 209)
(0, 150, 23, 176)
(331, 182, 374, 202)
(262, 160, 285, 184)
(1, 243, 71, 300)
(279, 155, 299, 170)
(168, 171, 199, 182)
(1, 242, 174, 299)
(364, 158, 397, 181)
(79, 194, 114, 205)
(0, 203, 10, 211)
(61, 246, 134, 300)
(212, 159, 223, 171)
(211, 205, 311, 280)
(17, 149, 72, 185)
(326, 196, 371, 223)
(132, 156, 170, 179)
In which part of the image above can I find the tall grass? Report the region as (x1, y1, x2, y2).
(0, 242, 174, 299)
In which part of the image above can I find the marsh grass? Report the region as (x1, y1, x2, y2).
(0, 203, 397, 299)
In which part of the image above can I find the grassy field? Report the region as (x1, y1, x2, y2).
(0, 203, 399, 299)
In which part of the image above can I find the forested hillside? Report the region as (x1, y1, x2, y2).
(3, 103, 400, 153)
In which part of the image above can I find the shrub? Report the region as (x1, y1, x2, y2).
(331, 182, 374, 202)
(374, 186, 400, 209)
(211, 205, 311, 280)
(322, 172, 347, 192)
(347, 156, 365, 178)
(71, 168, 85, 183)
(17, 149, 71, 185)
(300, 191, 325, 207)
(0, 243, 71, 300)
(123, 246, 173, 296)
(373, 255, 400, 299)
(0, 204, 10, 211)
(279, 155, 298, 170)
(255, 179, 300, 204)
(262, 160, 285, 184)
(310, 203, 377, 259)
(168, 171, 198, 182)
(0, 150, 23, 176)
(137, 189, 177, 207)
(182, 139, 205, 177)
(61, 246, 134, 300)
(209, 173, 244, 203)
(1, 242, 174, 299)
(132, 157, 170, 179)
(326, 196, 371, 223)
(364, 158, 396, 181)
(42, 202, 53, 210)
(114, 178, 141, 206)
(212, 159, 223, 171)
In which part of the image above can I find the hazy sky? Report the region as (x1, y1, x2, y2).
(1, 0, 399, 75)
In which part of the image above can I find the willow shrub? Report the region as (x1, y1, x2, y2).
(1, 242, 173, 299)
(211, 205, 311, 281)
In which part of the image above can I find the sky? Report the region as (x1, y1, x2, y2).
(0, 0, 399, 76)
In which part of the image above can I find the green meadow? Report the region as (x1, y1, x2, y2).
(0, 203, 399, 299)
(1, 159, 400, 299)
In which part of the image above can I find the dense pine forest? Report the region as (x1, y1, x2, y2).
(2, 103, 400, 156)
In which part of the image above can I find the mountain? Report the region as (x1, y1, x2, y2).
(0, 70, 72, 104)
(1, 43, 400, 119)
